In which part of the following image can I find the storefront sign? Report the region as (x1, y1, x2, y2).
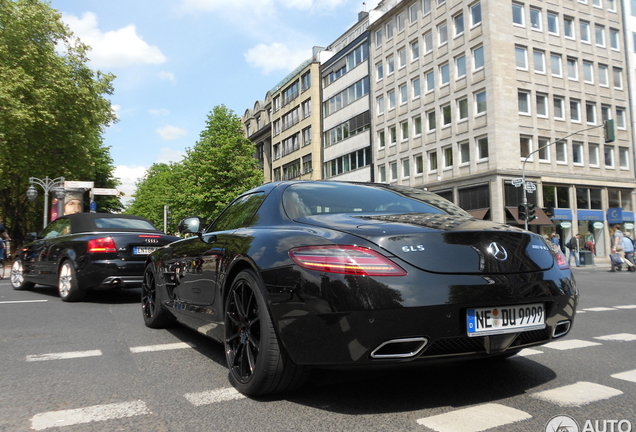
(560, 221, 572, 228)
(625, 222, 634, 230)
(607, 208, 623, 224)
(551, 209, 573, 220)
(593, 222, 605, 229)
(578, 210, 604, 221)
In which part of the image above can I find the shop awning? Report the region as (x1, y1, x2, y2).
(468, 208, 490, 219)
(506, 206, 554, 225)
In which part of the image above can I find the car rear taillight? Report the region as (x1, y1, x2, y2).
(138, 235, 161, 238)
(289, 245, 407, 276)
(555, 251, 569, 270)
(87, 237, 117, 253)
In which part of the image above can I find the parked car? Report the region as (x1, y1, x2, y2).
(11, 213, 179, 301)
(141, 181, 578, 396)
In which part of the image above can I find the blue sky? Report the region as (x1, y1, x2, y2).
(48, 0, 380, 197)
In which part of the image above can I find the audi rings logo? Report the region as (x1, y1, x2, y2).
(487, 242, 508, 261)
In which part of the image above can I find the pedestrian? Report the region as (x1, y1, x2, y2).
(610, 224, 625, 272)
(622, 232, 636, 271)
(0, 219, 10, 261)
(550, 232, 560, 251)
(566, 233, 581, 267)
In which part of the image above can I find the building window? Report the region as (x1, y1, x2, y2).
(567, 58, 578, 80)
(409, 3, 418, 22)
(412, 77, 421, 98)
(536, 94, 548, 117)
(477, 136, 489, 159)
(458, 98, 468, 120)
(429, 151, 438, 171)
(388, 90, 395, 110)
(438, 22, 448, 45)
(386, 21, 394, 40)
(440, 63, 450, 85)
(415, 155, 424, 174)
(423, 0, 432, 15)
(454, 13, 464, 36)
(619, 147, 629, 169)
(323, 77, 369, 116)
(473, 46, 484, 70)
(595, 25, 605, 47)
(564, 16, 574, 39)
(570, 99, 581, 122)
(604, 146, 614, 168)
(401, 120, 409, 141)
(413, 116, 422, 136)
(456, 55, 467, 78)
(586, 103, 596, 124)
(518, 91, 531, 115)
(399, 84, 408, 105)
(554, 97, 565, 120)
(443, 146, 453, 168)
(601, 105, 612, 122)
(610, 29, 620, 50)
(573, 142, 584, 165)
(389, 125, 397, 145)
(375, 29, 383, 47)
(302, 99, 312, 118)
(377, 95, 385, 115)
(583, 61, 594, 83)
(387, 55, 395, 74)
(538, 138, 550, 161)
(427, 110, 436, 131)
(533, 50, 545, 73)
(556, 142, 567, 163)
(378, 130, 386, 148)
(301, 71, 311, 92)
(515, 46, 528, 69)
(530, 8, 542, 31)
(580, 21, 591, 43)
(598, 64, 609, 86)
(512, 3, 524, 26)
(402, 158, 410, 178)
(471, 2, 482, 26)
(376, 62, 384, 81)
(302, 126, 312, 146)
(379, 165, 386, 182)
(550, 54, 562, 77)
(398, 48, 406, 68)
(459, 141, 470, 164)
(442, 104, 452, 126)
(390, 161, 398, 180)
(613, 67, 623, 89)
(424, 31, 433, 53)
(475, 90, 487, 114)
(425, 70, 435, 92)
(547, 12, 559, 34)
(397, 13, 405, 32)
(616, 108, 626, 128)
(411, 40, 420, 61)
(520, 136, 532, 159)
(589, 144, 599, 166)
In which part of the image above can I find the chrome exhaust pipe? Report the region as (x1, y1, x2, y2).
(553, 320, 571, 338)
(370, 337, 428, 359)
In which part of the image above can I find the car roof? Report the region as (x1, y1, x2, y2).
(60, 213, 162, 234)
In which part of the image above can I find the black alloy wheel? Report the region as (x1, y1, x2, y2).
(224, 269, 308, 396)
(141, 266, 173, 328)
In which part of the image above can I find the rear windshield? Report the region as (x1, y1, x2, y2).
(282, 183, 470, 218)
(94, 218, 158, 230)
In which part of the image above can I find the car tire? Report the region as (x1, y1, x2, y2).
(11, 259, 35, 291)
(58, 260, 85, 302)
(141, 265, 174, 328)
(224, 269, 308, 396)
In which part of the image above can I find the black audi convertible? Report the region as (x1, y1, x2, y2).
(141, 181, 578, 396)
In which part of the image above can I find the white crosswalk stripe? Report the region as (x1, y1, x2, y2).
(184, 388, 246, 406)
(26, 350, 103, 362)
(612, 369, 636, 383)
(594, 333, 636, 342)
(543, 339, 602, 350)
(415, 403, 532, 432)
(129, 342, 194, 353)
(531, 382, 623, 407)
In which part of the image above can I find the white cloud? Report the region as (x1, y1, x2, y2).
(114, 165, 148, 197)
(245, 43, 312, 74)
(158, 71, 176, 82)
(149, 108, 170, 116)
(157, 147, 186, 164)
(62, 12, 167, 68)
(156, 125, 187, 141)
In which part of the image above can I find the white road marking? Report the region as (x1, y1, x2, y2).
(614, 305, 636, 309)
(26, 350, 102, 362)
(531, 382, 623, 407)
(129, 342, 194, 353)
(612, 369, 636, 383)
(582, 307, 617, 312)
(517, 348, 543, 356)
(594, 333, 636, 342)
(184, 388, 246, 406)
(415, 403, 531, 432)
(0, 300, 48, 304)
(543, 339, 602, 350)
(30, 400, 151, 430)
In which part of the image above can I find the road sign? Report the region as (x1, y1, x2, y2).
(65, 181, 94, 189)
(524, 181, 536, 192)
(512, 178, 524, 187)
(92, 188, 119, 196)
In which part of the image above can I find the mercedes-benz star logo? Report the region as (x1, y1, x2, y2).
(487, 242, 508, 261)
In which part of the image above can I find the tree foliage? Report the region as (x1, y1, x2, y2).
(0, 0, 120, 244)
(126, 105, 263, 232)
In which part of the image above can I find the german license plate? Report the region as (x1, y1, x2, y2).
(466, 303, 545, 337)
(133, 246, 159, 255)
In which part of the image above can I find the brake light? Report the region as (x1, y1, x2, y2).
(87, 237, 117, 253)
(289, 245, 407, 276)
(555, 251, 569, 270)
(138, 235, 161, 238)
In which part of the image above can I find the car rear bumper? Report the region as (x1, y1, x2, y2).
(78, 260, 146, 290)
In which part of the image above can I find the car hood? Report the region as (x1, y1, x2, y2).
(294, 213, 556, 274)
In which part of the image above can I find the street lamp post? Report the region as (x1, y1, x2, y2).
(27, 176, 65, 228)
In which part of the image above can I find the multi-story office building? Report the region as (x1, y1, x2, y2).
(243, 97, 272, 181)
(368, 0, 634, 258)
(320, 12, 373, 181)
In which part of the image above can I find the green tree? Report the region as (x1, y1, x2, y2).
(0, 0, 119, 244)
(175, 105, 263, 223)
(125, 163, 181, 233)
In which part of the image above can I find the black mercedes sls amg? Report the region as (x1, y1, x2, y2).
(141, 181, 578, 395)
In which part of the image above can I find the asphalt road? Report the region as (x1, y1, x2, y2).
(0, 264, 634, 432)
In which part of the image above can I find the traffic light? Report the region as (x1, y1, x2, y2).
(518, 203, 527, 221)
(528, 204, 537, 221)
(604, 119, 615, 143)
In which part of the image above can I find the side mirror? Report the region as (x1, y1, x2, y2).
(178, 217, 203, 234)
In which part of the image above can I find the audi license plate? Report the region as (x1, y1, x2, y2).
(466, 303, 545, 337)
(133, 246, 159, 255)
